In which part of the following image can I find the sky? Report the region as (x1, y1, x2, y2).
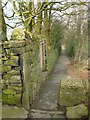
(2, 0, 24, 39)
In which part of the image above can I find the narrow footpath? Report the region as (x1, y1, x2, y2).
(27, 50, 70, 119)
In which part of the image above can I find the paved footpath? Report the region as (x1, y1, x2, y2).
(27, 51, 70, 119)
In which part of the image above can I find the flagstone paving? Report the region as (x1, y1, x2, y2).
(27, 51, 70, 119)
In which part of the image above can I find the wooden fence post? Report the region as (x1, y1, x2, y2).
(40, 41, 46, 72)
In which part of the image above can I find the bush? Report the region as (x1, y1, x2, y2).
(51, 19, 63, 55)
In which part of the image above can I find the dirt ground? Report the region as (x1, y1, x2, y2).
(68, 63, 88, 80)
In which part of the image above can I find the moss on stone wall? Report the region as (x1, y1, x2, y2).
(2, 94, 21, 106)
(2, 33, 59, 109)
(66, 104, 88, 119)
(2, 41, 22, 106)
(2, 66, 11, 73)
(58, 77, 88, 107)
(11, 28, 25, 40)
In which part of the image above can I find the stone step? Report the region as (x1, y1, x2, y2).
(27, 109, 66, 119)
(30, 109, 64, 115)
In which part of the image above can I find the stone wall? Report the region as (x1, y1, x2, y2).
(1, 40, 29, 107)
(1, 37, 59, 110)
(58, 76, 89, 119)
(1, 39, 41, 109)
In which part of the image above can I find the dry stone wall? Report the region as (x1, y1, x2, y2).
(1, 40, 27, 106)
(1, 39, 42, 109)
(58, 76, 89, 119)
(1, 31, 60, 110)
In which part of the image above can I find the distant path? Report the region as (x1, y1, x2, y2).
(27, 50, 70, 119)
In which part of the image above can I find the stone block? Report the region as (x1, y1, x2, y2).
(15, 86, 22, 90)
(2, 105, 28, 118)
(9, 85, 22, 91)
(4, 40, 26, 49)
(2, 93, 21, 106)
(4, 59, 18, 66)
(9, 41, 26, 48)
(7, 70, 20, 76)
(66, 104, 88, 119)
(11, 47, 25, 54)
(13, 66, 21, 71)
(1, 56, 8, 61)
(59, 77, 88, 107)
(31, 112, 51, 118)
(3, 74, 11, 80)
(10, 83, 22, 87)
(2, 66, 11, 73)
(10, 75, 21, 83)
(10, 56, 19, 61)
(3, 89, 16, 95)
(3, 75, 21, 85)
(4, 42, 10, 48)
(5, 49, 11, 55)
(11, 28, 25, 40)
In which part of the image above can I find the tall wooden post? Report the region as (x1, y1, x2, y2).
(40, 41, 46, 71)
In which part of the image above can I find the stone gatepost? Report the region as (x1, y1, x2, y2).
(22, 52, 32, 110)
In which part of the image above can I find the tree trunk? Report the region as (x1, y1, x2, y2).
(25, 0, 34, 32)
(0, 1, 2, 42)
(0, 1, 7, 42)
(35, 2, 42, 35)
(44, 6, 50, 44)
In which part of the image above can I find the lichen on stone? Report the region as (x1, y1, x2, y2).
(66, 104, 88, 119)
(11, 28, 25, 40)
(59, 77, 88, 106)
(3, 89, 16, 95)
